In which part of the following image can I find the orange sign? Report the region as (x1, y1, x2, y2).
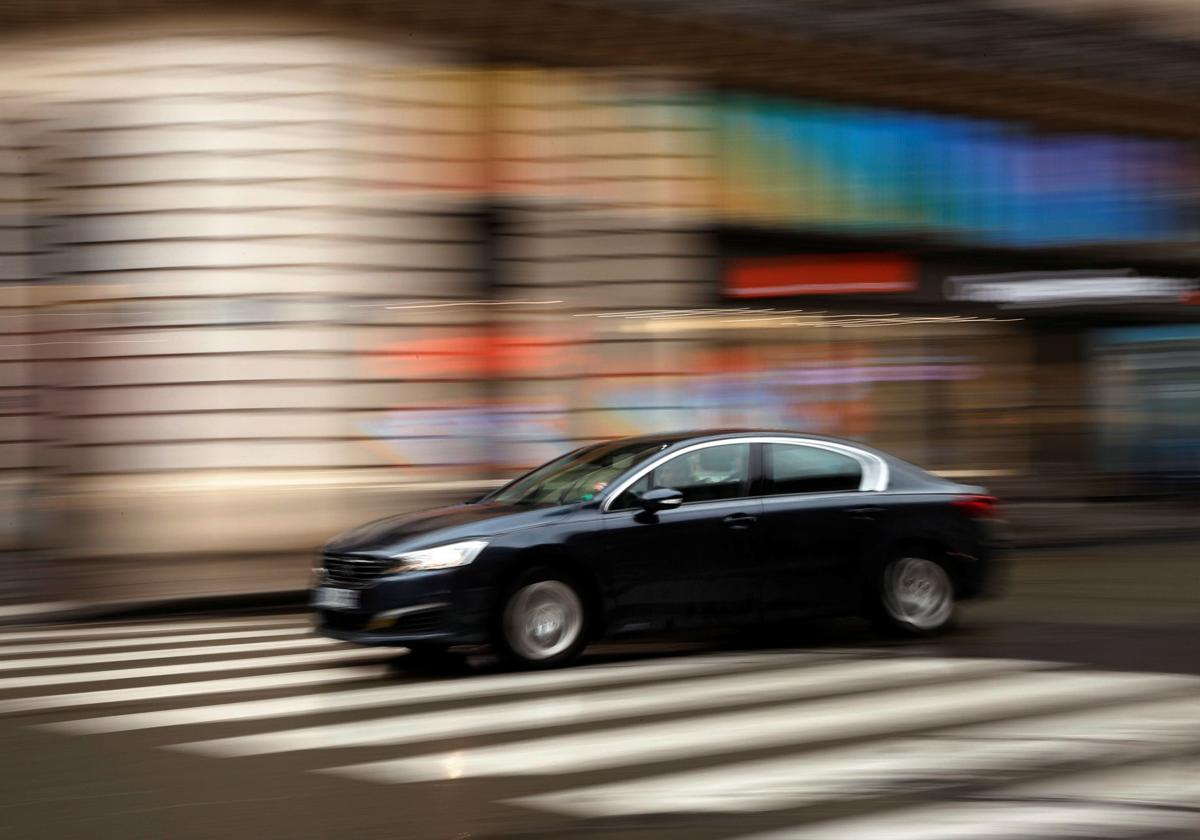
(726, 254, 917, 298)
(372, 330, 582, 377)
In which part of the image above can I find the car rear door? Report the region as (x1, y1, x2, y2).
(754, 441, 886, 619)
(598, 441, 764, 632)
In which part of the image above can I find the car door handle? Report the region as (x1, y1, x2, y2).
(723, 513, 757, 529)
(846, 506, 885, 519)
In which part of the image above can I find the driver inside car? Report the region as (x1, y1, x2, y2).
(654, 455, 696, 492)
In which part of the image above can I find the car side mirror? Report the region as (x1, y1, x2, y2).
(638, 487, 683, 514)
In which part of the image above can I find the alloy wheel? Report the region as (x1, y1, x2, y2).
(881, 556, 954, 632)
(503, 579, 584, 662)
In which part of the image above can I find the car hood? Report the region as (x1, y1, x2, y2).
(323, 502, 568, 555)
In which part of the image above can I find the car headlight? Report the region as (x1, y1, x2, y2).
(390, 539, 489, 571)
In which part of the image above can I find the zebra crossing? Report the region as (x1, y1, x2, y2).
(2, 612, 1199, 839)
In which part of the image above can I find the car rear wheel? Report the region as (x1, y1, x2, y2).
(497, 568, 588, 668)
(873, 555, 956, 635)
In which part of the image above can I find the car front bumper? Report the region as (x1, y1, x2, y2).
(312, 568, 492, 646)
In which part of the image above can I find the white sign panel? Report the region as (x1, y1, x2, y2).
(945, 271, 1193, 309)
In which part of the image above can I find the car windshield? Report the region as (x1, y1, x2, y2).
(485, 440, 670, 507)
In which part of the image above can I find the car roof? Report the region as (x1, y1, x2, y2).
(599, 429, 955, 491)
(611, 429, 880, 451)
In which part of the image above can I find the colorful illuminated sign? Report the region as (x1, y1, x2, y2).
(377, 66, 1200, 249)
(704, 98, 1195, 247)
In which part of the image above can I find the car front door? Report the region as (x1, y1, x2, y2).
(755, 441, 886, 619)
(598, 442, 763, 633)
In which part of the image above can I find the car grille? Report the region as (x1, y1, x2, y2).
(322, 554, 394, 589)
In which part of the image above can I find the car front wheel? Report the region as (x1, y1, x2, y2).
(873, 555, 956, 635)
(497, 568, 588, 668)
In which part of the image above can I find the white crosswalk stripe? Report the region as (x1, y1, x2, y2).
(41, 652, 830, 732)
(324, 669, 1196, 784)
(0, 626, 313, 655)
(992, 756, 1200, 813)
(736, 758, 1200, 839)
(0, 647, 392, 689)
(174, 657, 1041, 758)
(513, 694, 1200, 818)
(0, 616, 305, 643)
(5, 611, 1200, 840)
(0, 636, 337, 672)
(740, 801, 1198, 840)
(1, 666, 386, 715)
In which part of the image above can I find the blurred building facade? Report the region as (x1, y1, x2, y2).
(2, 2, 1200, 601)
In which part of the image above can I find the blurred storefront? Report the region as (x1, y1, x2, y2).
(1093, 325, 1200, 484)
(712, 233, 1200, 487)
(479, 70, 1200, 486)
(1, 7, 1199, 599)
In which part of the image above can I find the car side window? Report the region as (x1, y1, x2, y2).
(612, 443, 751, 509)
(765, 443, 862, 495)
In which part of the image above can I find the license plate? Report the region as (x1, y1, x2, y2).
(314, 587, 358, 611)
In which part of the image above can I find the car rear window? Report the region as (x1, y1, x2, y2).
(765, 443, 862, 495)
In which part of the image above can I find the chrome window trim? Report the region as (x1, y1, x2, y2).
(601, 436, 888, 513)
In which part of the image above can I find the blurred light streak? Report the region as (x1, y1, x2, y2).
(383, 299, 563, 310)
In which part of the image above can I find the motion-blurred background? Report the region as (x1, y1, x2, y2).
(2, 0, 1199, 609)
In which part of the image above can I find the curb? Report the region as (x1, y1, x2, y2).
(1011, 528, 1200, 551)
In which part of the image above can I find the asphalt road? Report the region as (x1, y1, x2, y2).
(1, 540, 1199, 840)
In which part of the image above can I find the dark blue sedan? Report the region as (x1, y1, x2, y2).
(313, 430, 1004, 667)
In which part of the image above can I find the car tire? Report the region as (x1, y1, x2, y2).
(870, 553, 957, 636)
(496, 567, 589, 669)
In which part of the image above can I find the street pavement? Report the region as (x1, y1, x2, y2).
(1, 541, 1199, 840)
